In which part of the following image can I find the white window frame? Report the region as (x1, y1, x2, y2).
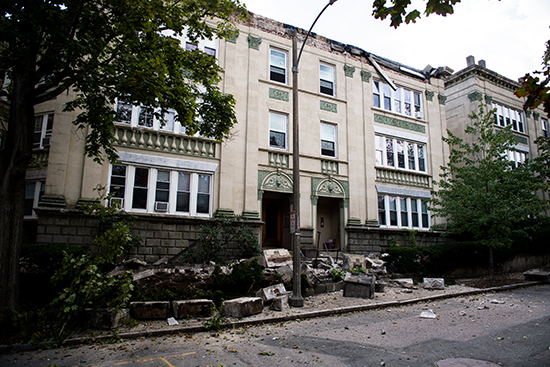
(320, 122, 337, 158)
(33, 114, 54, 149)
(319, 63, 335, 96)
(115, 99, 181, 133)
(377, 195, 430, 229)
(269, 48, 288, 84)
(506, 150, 527, 168)
(542, 119, 549, 138)
(375, 135, 426, 173)
(109, 164, 213, 217)
(269, 112, 288, 150)
(24, 181, 45, 218)
(372, 81, 423, 119)
(492, 102, 524, 133)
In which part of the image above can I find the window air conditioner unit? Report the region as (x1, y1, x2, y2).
(42, 137, 51, 146)
(109, 198, 123, 208)
(415, 111, 423, 119)
(154, 201, 169, 212)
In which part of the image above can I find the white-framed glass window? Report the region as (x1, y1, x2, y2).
(542, 119, 549, 138)
(270, 49, 287, 84)
(375, 135, 426, 173)
(320, 122, 337, 157)
(115, 99, 180, 133)
(24, 181, 45, 217)
(372, 81, 423, 119)
(378, 195, 430, 229)
(269, 112, 288, 150)
(506, 150, 527, 168)
(33, 114, 54, 149)
(492, 102, 524, 133)
(109, 164, 212, 217)
(319, 63, 335, 96)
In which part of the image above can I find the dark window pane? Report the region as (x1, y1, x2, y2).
(270, 131, 286, 148)
(373, 94, 380, 108)
(197, 194, 210, 214)
(24, 199, 34, 216)
(321, 140, 335, 156)
(270, 66, 286, 83)
(134, 168, 149, 188)
(176, 192, 190, 212)
(132, 188, 148, 209)
(320, 80, 334, 95)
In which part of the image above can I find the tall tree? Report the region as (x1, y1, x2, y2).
(0, 0, 245, 328)
(430, 101, 549, 278)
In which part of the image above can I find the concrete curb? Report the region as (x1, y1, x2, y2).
(0, 281, 544, 354)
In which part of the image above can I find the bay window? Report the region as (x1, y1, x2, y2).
(372, 81, 423, 119)
(492, 102, 524, 133)
(115, 100, 180, 133)
(378, 195, 430, 229)
(109, 164, 212, 216)
(376, 135, 426, 173)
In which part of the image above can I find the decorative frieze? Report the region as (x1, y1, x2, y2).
(320, 100, 337, 113)
(258, 170, 293, 194)
(311, 177, 349, 198)
(269, 88, 289, 102)
(344, 65, 355, 78)
(514, 135, 528, 145)
(247, 35, 261, 50)
(373, 114, 426, 134)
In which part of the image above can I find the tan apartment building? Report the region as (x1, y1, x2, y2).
(26, 13, 461, 262)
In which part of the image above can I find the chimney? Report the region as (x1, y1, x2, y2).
(478, 60, 486, 68)
(466, 55, 475, 67)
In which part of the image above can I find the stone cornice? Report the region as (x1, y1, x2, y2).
(445, 65, 520, 92)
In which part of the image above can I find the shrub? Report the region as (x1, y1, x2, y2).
(212, 259, 264, 298)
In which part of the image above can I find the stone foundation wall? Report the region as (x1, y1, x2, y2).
(346, 226, 451, 254)
(34, 207, 263, 263)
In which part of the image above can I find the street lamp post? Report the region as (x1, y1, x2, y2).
(289, 0, 338, 308)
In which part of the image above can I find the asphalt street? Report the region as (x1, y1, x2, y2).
(1, 285, 548, 367)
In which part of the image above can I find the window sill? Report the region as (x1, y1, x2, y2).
(371, 106, 426, 123)
(375, 165, 430, 176)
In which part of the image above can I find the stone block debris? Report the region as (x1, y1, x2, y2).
(167, 317, 178, 326)
(391, 278, 415, 289)
(523, 269, 550, 282)
(343, 273, 375, 299)
(260, 249, 292, 268)
(130, 301, 171, 319)
(222, 297, 264, 318)
(86, 308, 129, 329)
(423, 278, 445, 290)
(342, 253, 366, 271)
(270, 294, 289, 311)
(420, 309, 437, 319)
(256, 283, 287, 302)
(172, 299, 214, 318)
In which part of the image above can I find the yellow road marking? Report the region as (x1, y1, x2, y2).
(115, 352, 196, 365)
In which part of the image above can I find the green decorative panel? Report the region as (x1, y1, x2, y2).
(425, 90, 434, 102)
(320, 100, 337, 113)
(374, 114, 426, 134)
(534, 112, 540, 121)
(514, 135, 528, 145)
(526, 110, 532, 118)
(485, 95, 493, 104)
(258, 170, 293, 193)
(344, 65, 355, 78)
(361, 70, 371, 82)
(311, 177, 349, 198)
(247, 35, 261, 50)
(269, 88, 289, 102)
(438, 94, 447, 105)
(468, 91, 482, 102)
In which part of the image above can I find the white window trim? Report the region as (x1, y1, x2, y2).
(375, 135, 427, 173)
(372, 80, 424, 119)
(320, 122, 337, 158)
(542, 119, 548, 138)
(24, 181, 45, 218)
(269, 48, 288, 85)
(319, 62, 335, 97)
(492, 102, 525, 133)
(377, 194, 431, 230)
(33, 114, 54, 149)
(269, 111, 288, 150)
(115, 100, 182, 133)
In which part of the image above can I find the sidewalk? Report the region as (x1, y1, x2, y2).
(2, 279, 543, 354)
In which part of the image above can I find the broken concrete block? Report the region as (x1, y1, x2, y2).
(375, 280, 387, 293)
(132, 268, 156, 281)
(86, 308, 129, 329)
(130, 301, 170, 319)
(222, 297, 263, 318)
(123, 258, 147, 268)
(326, 281, 345, 292)
(391, 278, 415, 288)
(275, 265, 293, 283)
(172, 299, 213, 318)
(167, 317, 178, 326)
(523, 269, 550, 282)
(343, 273, 375, 299)
(256, 283, 286, 302)
(342, 253, 365, 271)
(314, 283, 327, 294)
(152, 257, 168, 266)
(423, 278, 445, 290)
(420, 309, 436, 319)
(365, 256, 385, 268)
(270, 294, 289, 311)
(260, 249, 292, 268)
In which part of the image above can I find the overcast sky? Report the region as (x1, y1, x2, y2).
(242, 0, 550, 81)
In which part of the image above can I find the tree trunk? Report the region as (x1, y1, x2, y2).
(0, 71, 36, 328)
